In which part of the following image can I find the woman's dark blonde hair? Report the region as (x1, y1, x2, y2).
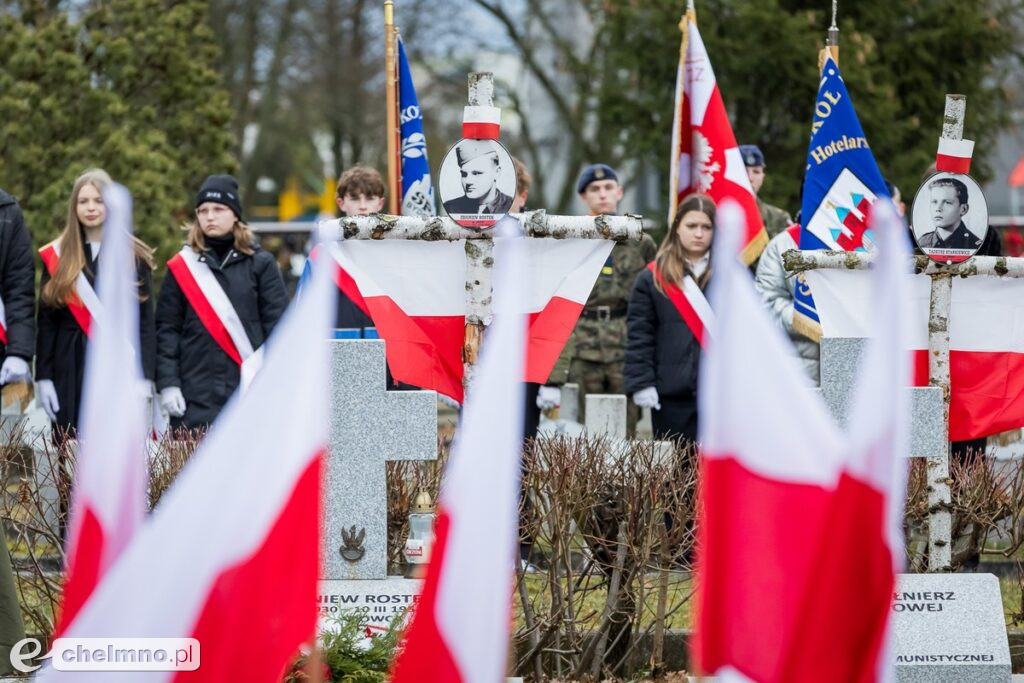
(183, 215, 254, 255)
(654, 193, 715, 294)
(41, 169, 155, 307)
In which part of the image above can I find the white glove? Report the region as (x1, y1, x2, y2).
(36, 379, 60, 422)
(160, 386, 186, 418)
(0, 356, 30, 385)
(632, 386, 661, 411)
(536, 385, 561, 410)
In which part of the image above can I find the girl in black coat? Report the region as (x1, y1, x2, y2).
(35, 168, 157, 435)
(156, 175, 288, 430)
(624, 194, 715, 442)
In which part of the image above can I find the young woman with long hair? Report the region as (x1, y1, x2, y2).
(156, 175, 287, 429)
(624, 193, 715, 442)
(35, 168, 156, 433)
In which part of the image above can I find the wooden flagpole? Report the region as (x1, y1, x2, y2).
(384, 1, 400, 214)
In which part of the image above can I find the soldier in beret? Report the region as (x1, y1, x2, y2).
(566, 163, 657, 434)
(739, 144, 792, 240)
(443, 140, 514, 215)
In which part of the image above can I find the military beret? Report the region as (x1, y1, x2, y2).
(455, 139, 500, 165)
(576, 163, 619, 194)
(739, 144, 765, 168)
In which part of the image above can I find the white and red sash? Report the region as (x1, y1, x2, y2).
(39, 241, 102, 336)
(167, 248, 263, 385)
(648, 261, 715, 348)
(0, 294, 8, 345)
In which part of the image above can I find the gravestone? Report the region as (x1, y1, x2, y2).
(816, 337, 946, 457)
(585, 394, 627, 440)
(891, 572, 1011, 682)
(318, 340, 436, 630)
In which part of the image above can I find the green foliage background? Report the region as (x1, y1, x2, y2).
(0, 0, 236, 266)
(584, 0, 1020, 218)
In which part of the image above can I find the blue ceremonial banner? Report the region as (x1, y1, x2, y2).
(795, 56, 889, 337)
(800, 56, 889, 252)
(397, 38, 435, 217)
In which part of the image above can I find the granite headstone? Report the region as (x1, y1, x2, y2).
(891, 572, 1010, 682)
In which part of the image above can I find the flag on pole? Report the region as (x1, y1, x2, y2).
(53, 184, 148, 638)
(42, 238, 338, 682)
(794, 55, 890, 340)
(397, 37, 435, 217)
(694, 200, 908, 682)
(322, 232, 612, 403)
(669, 9, 766, 264)
(390, 217, 527, 682)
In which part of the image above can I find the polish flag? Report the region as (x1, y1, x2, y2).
(935, 137, 974, 175)
(694, 201, 908, 682)
(391, 217, 527, 682)
(40, 236, 338, 682)
(806, 264, 1024, 442)
(53, 184, 149, 638)
(669, 11, 766, 264)
(322, 225, 612, 401)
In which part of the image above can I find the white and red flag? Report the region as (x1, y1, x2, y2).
(42, 235, 337, 682)
(694, 200, 909, 682)
(669, 9, 766, 264)
(807, 262, 1024, 442)
(391, 217, 527, 682)
(53, 184, 149, 638)
(320, 228, 611, 402)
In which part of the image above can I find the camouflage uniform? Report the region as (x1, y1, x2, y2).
(758, 197, 792, 240)
(567, 233, 657, 433)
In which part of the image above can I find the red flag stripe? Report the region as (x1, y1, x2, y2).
(167, 254, 243, 366)
(695, 456, 893, 682)
(525, 296, 584, 384)
(935, 153, 971, 174)
(389, 510, 462, 682)
(172, 453, 322, 683)
(53, 506, 105, 638)
(38, 243, 93, 337)
(461, 122, 500, 139)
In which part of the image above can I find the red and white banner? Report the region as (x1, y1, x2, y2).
(323, 222, 612, 401)
(167, 248, 263, 385)
(935, 137, 974, 175)
(42, 246, 338, 682)
(39, 241, 102, 336)
(694, 201, 907, 682)
(391, 217, 526, 682)
(806, 266, 1024, 441)
(669, 13, 766, 264)
(462, 105, 501, 140)
(53, 185, 149, 638)
(0, 294, 8, 346)
(647, 262, 714, 348)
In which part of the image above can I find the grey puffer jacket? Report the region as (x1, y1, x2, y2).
(753, 227, 820, 385)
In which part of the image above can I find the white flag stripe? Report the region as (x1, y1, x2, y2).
(937, 137, 975, 158)
(330, 240, 466, 315)
(178, 248, 256, 360)
(520, 239, 614, 311)
(700, 201, 844, 485)
(48, 243, 335, 674)
(462, 105, 501, 125)
(805, 269, 1024, 354)
(436, 216, 526, 682)
(686, 22, 714, 126)
(70, 183, 147, 566)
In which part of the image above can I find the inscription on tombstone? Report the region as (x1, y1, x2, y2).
(891, 573, 1010, 682)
